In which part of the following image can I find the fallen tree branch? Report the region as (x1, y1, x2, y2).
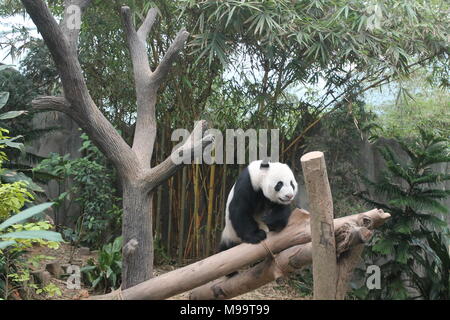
(189, 223, 374, 300)
(89, 208, 389, 300)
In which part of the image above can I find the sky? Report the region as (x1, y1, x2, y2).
(0, 15, 38, 66)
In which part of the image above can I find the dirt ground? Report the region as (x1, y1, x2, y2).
(20, 243, 307, 300)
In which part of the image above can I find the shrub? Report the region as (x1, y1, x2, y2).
(81, 236, 122, 293)
(354, 129, 450, 299)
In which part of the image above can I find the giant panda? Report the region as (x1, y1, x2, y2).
(219, 160, 298, 253)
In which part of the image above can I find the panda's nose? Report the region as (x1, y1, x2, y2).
(285, 194, 294, 200)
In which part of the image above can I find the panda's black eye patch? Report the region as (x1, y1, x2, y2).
(275, 181, 283, 192)
(291, 181, 295, 190)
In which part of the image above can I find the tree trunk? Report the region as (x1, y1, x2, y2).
(20, 0, 212, 289)
(122, 183, 154, 289)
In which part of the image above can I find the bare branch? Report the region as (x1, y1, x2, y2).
(151, 29, 190, 86)
(31, 96, 80, 121)
(145, 120, 214, 190)
(32, 96, 70, 112)
(120, 6, 138, 41)
(137, 8, 159, 42)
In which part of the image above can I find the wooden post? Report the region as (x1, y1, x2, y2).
(301, 151, 337, 300)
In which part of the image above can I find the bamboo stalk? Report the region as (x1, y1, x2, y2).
(167, 177, 173, 255)
(205, 159, 216, 255)
(177, 167, 187, 263)
(193, 164, 200, 257)
(219, 164, 227, 231)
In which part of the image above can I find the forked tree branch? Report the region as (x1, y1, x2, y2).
(120, 6, 189, 166)
(137, 7, 159, 42)
(21, 0, 140, 180)
(144, 120, 215, 190)
(151, 29, 190, 87)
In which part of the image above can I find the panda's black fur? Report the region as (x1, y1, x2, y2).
(219, 160, 298, 253)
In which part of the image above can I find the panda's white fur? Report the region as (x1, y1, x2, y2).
(219, 160, 298, 252)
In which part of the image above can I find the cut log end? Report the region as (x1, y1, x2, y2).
(300, 151, 324, 162)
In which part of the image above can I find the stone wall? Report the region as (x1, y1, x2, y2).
(26, 111, 82, 227)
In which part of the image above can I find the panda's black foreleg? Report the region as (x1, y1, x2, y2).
(232, 213, 267, 244)
(229, 207, 266, 244)
(263, 205, 291, 232)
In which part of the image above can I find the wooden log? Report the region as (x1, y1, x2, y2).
(301, 151, 337, 300)
(189, 223, 374, 300)
(89, 208, 389, 300)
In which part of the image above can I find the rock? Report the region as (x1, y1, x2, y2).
(78, 247, 90, 256)
(45, 262, 64, 278)
(31, 270, 51, 285)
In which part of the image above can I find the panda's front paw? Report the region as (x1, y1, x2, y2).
(243, 229, 267, 244)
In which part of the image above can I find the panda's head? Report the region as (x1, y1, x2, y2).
(256, 161, 298, 205)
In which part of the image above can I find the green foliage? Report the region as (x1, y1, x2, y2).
(0, 121, 63, 299)
(34, 283, 62, 297)
(356, 129, 450, 299)
(0, 202, 64, 299)
(304, 103, 376, 217)
(0, 202, 62, 250)
(153, 236, 172, 266)
(81, 236, 122, 293)
(183, 0, 449, 126)
(0, 180, 33, 221)
(368, 71, 450, 139)
(289, 267, 314, 298)
(0, 66, 27, 140)
(35, 132, 122, 248)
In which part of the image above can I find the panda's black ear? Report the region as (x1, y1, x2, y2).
(260, 159, 270, 169)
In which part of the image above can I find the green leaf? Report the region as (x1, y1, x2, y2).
(1, 170, 44, 192)
(0, 230, 63, 242)
(106, 266, 113, 278)
(91, 277, 102, 288)
(0, 240, 17, 250)
(0, 202, 54, 231)
(0, 65, 14, 72)
(0, 92, 9, 109)
(80, 265, 96, 272)
(372, 238, 395, 255)
(396, 243, 409, 264)
(0, 111, 26, 120)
